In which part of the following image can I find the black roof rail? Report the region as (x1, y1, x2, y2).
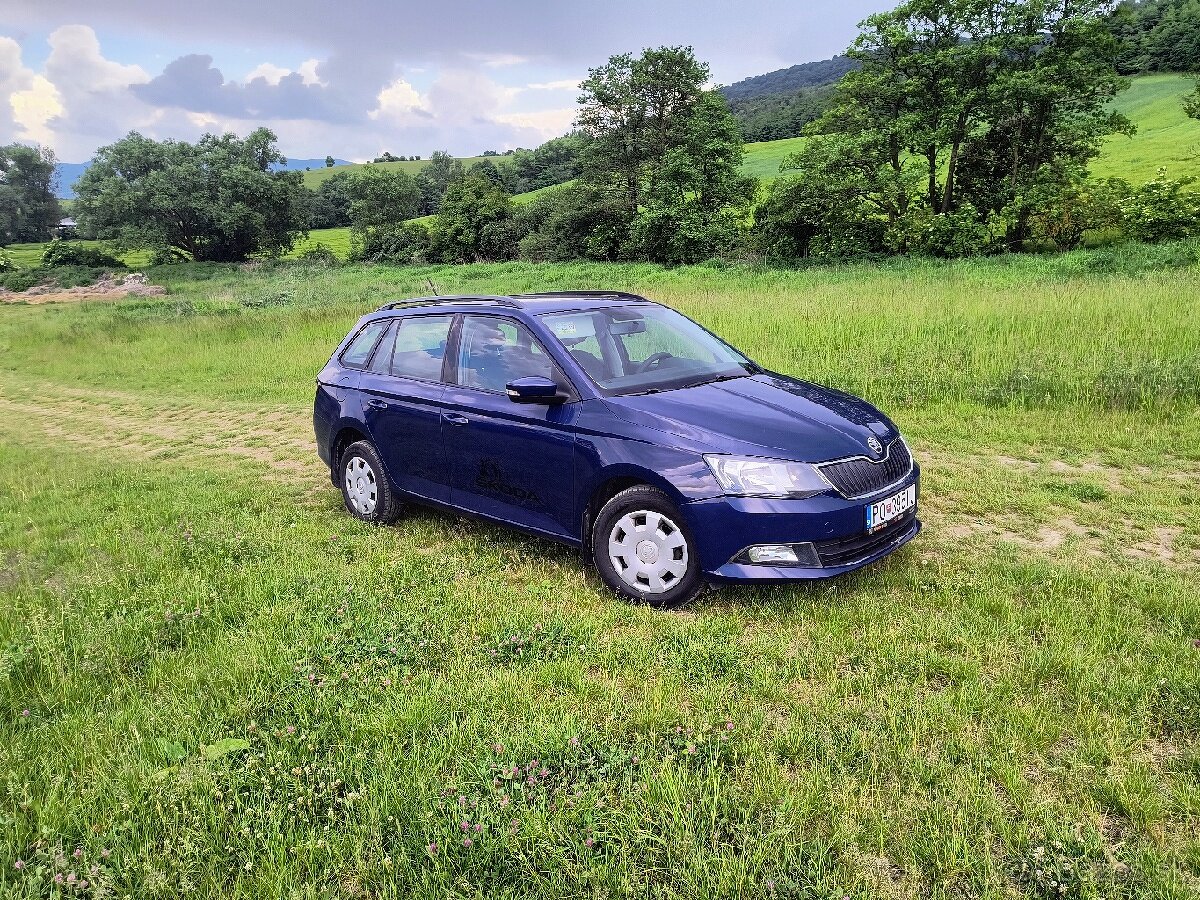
(513, 290, 650, 303)
(376, 295, 523, 312)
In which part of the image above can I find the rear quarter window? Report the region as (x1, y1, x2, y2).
(340, 322, 388, 369)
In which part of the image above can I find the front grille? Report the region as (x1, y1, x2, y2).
(818, 439, 912, 499)
(814, 511, 917, 567)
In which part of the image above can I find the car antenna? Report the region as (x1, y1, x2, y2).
(426, 277, 439, 296)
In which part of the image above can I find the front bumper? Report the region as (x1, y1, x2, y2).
(681, 468, 920, 582)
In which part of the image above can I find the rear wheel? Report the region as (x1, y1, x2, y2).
(592, 486, 704, 608)
(339, 440, 403, 525)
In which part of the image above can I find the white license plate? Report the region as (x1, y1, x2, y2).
(865, 485, 916, 533)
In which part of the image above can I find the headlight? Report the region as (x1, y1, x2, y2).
(703, 455, 832, 499)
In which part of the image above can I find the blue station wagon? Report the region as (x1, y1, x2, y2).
(314, 292, 920, 607)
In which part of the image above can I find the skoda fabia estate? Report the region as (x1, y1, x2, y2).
(314, 291, 920, 607)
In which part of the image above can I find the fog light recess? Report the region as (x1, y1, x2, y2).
(747, 545, 800, 564)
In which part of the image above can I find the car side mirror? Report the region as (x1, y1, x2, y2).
(505, 376, 565, 405)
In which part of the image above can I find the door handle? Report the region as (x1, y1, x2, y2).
(366, 398, 389, 410)
(443, 413, 470, 426)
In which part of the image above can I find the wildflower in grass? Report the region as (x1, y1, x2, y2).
(426, 842, 437, 855)
(493, 743, 504, 753)
(499, 795, 510, 808)
(726, 721, 734, 731)
(286, 725, 296, 735)
(73, 848, 82, 858)
(100, 849, 110, 858)
(462, 838, 472, 847)
(460, 821, 469, 831)
(13, 860, 23, 870)
(54, 874, 64, 884)
(569, 736, 579, 747)
(585, 837, 595, 848)
(474, 823, 482, 833)
(21, 709, 29, 718)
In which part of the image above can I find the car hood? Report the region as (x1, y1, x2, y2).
(603, 373, 900, 463)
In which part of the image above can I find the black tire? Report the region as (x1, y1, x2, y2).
(592, 485, 704, 609)
(338, 440, 403, 525)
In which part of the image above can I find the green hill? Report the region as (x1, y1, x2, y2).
(1094, 73, 1200, 181)
(301, 156, 496, 189)
(733, 74, 1200, 184)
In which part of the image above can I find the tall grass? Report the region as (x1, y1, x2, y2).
(3, 243, 1197, 412)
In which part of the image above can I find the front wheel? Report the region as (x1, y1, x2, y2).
(592, 486, 704, 608)
(339, 440, 403, 525)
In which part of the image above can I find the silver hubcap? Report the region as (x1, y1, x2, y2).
(608, 510, 689, 595)
(344, 456, 378, 515)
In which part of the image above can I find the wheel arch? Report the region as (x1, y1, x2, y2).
(329, 424, 371, 485)
(579, 466, 689, 561)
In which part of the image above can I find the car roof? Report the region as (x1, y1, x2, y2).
(367, 291, 661, 318)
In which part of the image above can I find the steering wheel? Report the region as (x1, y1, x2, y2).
(637, 352, 674, 373)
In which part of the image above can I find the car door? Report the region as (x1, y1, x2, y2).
(357, 314, 455, 502)
(442, 314, 579, 540)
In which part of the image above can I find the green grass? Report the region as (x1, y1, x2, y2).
(736, 74, 1200, 182)
(3, 241, 152, 270)
(302, 156, 495, 190)
(2, 248, 1199, 897)
(1094, 74, 1200, 182)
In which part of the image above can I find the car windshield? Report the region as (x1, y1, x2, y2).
(540, 305, 756, 395)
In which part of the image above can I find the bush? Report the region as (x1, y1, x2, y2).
(41, 241, 125, 269)
(0, 270, 42, 292)
(349, 222, 430, 264)
(1023, 177, 1128, 250)
(1118, 170, 1200, 243)
(908, 205, 1002, 258)
(296, 243, 341, 266)
(0, 249, 14, 273)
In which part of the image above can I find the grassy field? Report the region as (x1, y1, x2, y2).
(1, 246, 1199, 898)
(302, 156, 495, 190)
(1093, 74, 1200, 181)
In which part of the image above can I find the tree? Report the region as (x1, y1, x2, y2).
(344, 165, 422, 261)
(1186, 81, 1200, 120)
(776, 0, 1133, 254)
(0, 144, 60, 245)
(74, 128, 309, 261)
(575, 46, 752, 261)
(325, 155, 335, 168)
(509, 133, 587, 194)
(415, 151, 465, 214)
(308, 172, 354, 229)
(428, 173, 512, 262)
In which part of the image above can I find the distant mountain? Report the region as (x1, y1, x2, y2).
(720, 55, 858, 102)
(53, 156, 352, 199)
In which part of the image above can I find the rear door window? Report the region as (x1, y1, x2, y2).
(390, 315, 454, 382)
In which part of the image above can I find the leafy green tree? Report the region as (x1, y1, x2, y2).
(1118, 168, 1200, 241)
(513, 183, 630, 261)
(576, 46, 752, 261)
(324, 155, 335, 168)
(771, 0, 1132, 256)
(74, 128, 308, 261)
(509, 133, 588, 193)
(1185, 81, 1200, 120)
(416, 151, 465, 214)
(308, 172, 354, 229)
(0, 144, 60, 245)
(344, 165, 422, 261)
(428, 173, 512, 262)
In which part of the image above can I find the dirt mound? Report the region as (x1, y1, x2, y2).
(1, 272, 167, 305)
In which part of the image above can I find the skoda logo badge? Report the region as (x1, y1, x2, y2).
(867, 435, 883, 455)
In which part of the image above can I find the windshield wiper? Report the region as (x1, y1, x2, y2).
(688, 372, 749, 388)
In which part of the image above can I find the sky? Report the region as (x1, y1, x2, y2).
(0, 0, 881, 164)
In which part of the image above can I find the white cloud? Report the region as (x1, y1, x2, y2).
(525, 79, 579, 92)
(296, 59, 324, 86)
(495, 106, 576, 142)
(370, 77, 428, 124)
(245, 62, 291, 85)
(10, 75, 63, 147)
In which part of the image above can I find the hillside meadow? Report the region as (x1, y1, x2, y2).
(1, 246, 1199, 898)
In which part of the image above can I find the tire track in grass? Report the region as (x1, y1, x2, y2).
(0, 377, 323, 482)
